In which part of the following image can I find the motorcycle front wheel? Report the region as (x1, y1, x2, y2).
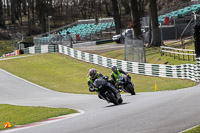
(105, 92, 119, 105)
(126, 83, 135, 95)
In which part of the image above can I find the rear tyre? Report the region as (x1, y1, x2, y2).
(126, 83, 135, 95)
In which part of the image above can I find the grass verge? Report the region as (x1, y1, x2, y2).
(0, 53, 196, 94)
(183, 125, 200, 133)
(0, 40, 13, 57)
(0, 104, 77, 130)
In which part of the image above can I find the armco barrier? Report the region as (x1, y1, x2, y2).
(58, 45, 200, 82)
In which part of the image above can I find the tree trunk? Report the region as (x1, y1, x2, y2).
(6, 0, 10, 17)
(31, 0, 35, 24)
(121, 0, 130, 14)
(22, 0, 27, 15)
(130, 0, 142, 38)
(148, 0, 161, 47)
(104, 0, 112, 16)
(0, 0, 5, 28)
(11, 0, 16, 24)
(28, 0, 31, 35)
(36, 0, 47, 33)
(111, 0, 121, 34)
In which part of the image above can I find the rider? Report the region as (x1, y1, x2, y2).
(111, 66, 131, 87)
(86, 68, 103, 92)
(86, 68, 120, 99)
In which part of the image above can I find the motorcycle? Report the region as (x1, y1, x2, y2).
(118, 74, 135, 95)
(93, 76, 123, 105)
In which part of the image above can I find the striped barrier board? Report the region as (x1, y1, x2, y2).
(23, 45, 58, 54)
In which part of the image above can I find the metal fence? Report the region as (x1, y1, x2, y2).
(125, 37, 146, 63)
(33, 33, 110, 46)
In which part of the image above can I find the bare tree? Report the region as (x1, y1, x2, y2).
(22, 0, 27, 15)
(111, 0, 121, 34)
(36, 0, 47, 33)
(148, 0, 161, 47)
(10, 0, 16, 24)
(6, 0, 10, 17)
(0, 0, 5, 28)
(103, 0, 112, 16)
(121, 0, 130, 14)
(130, 0, 142, 38)
(31, 0, 35, 24)
(27, 0, 31, 35)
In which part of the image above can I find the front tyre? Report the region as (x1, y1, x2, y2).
(126, 83, 135, 95)
(118, 97, 123, 104)
(105, 92, 119, 105)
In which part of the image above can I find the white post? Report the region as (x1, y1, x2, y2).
(48, 16, 52, 35)
(160, 23, 163, 45)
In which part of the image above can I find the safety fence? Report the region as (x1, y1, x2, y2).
(5, 44, 200, 82)
(160, 46, 196, 61)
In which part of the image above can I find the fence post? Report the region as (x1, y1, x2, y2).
(188, 51, 189, 61)
(160, 47, 163, 56)
(183, 50, 184, 60)
(178, 50, 180, 60)
(194, 24, 200, 82)
(196, 58, 200, 82)
(193, 51, 195, 61)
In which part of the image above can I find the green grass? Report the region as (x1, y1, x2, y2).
(0, 40, 13, 57)
(0, 104, 77, 130)
(183, 125, 200, 133)
(0, 53, 196, 94)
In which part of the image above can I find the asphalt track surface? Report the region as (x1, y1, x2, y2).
(1, 67, 200, 133)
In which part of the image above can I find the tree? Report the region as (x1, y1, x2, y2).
(121, 0, 130, 14)
(148, 0, 161, 47)
(36, 0, 47, 33)
(6, 0, 10, 17)
(111, 0, 121, 34)
(0, 0, 5, 28)
(130, 0, 142, 39)
(103, 0, 112, 16)
(11, 0, 16, 24)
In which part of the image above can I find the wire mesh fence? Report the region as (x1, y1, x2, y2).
(125, 37, 146, 63)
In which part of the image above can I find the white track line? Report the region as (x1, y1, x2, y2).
(0, 68, 57, 93)
(0, 55, 33, 61)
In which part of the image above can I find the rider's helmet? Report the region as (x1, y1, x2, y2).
(111, 66, 117, 73)
(89, 68, 97, 79)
